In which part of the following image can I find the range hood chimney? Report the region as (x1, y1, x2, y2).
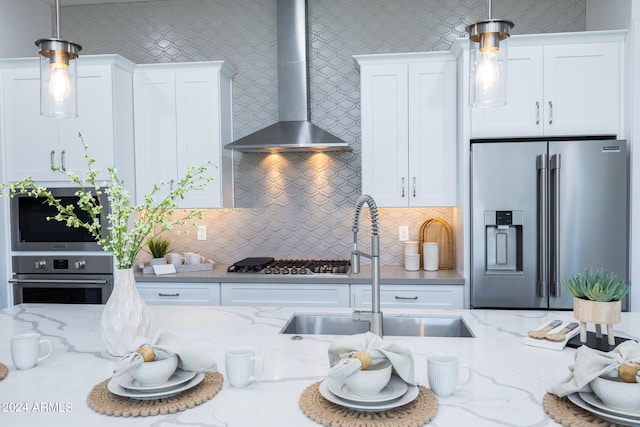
(224, 0, 351, 152)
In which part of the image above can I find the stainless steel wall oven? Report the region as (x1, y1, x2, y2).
(9, 188, 114, 304)
(11, 255, 113, 304)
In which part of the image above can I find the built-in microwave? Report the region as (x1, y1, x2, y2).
(10, 187, 110, 252)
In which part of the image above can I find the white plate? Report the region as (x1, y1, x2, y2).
(327, 376, 408, 403)
(116, 369, 197, 392)
(108, 372, 205, 400)
(568, 392, 640, 426)
(319, 380, 419, 412)
(579, 391, 640, 419)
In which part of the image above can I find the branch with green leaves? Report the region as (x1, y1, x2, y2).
(1, 133, 213, 269)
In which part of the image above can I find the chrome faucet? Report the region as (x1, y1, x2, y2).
(351, 194, 383, 336)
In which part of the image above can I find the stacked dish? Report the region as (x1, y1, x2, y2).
(320, 376, 419, 412)
(567, 391, 640, 426)
(107, 369, 204, 400)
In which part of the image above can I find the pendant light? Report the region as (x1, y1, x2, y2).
(466, 0, 513, 108)
(35, 0, 82, 118)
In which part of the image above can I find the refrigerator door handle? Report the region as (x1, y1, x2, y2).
(550, 153, 561, 297)
(536, 154, 548, 298)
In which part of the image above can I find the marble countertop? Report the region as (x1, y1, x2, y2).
(1, 304, 639, 427)
(135, 264, 465, 285)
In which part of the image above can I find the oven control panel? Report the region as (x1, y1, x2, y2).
(13, 255, 113, 275)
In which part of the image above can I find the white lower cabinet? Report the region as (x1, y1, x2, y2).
(221, 283, 350, 307)
(350, 284, 463, 309)
(137, 282, 220, 306)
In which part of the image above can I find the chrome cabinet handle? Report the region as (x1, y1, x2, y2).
(60, 149, 66, 171)
(536, 153, 548, 298)
(535, 101, 540, 125)
(548, 101, 553, 125)
(401, 177, 405, 198)
(158, 292, 180, 297)
(50, 150, 56, 170)
(394, 295, 418, 300)
(412, 177, 416, 197)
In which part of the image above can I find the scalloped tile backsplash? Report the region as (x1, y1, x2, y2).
(62, 0, 585, 265)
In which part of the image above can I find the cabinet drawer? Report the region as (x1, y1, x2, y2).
(137, 282, 220, 306)
(221, 283, 350, 307)
(351, 284, 463, 309)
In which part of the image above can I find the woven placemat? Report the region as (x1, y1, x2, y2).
(542, 392, 620, 426)
(87, 371, 223, 417)
(299, 381, 438, 427)
(0, 363, 8, 381)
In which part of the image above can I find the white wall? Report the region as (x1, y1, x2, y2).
(587, 0, 638, 311)
(0, 0, 50, 58)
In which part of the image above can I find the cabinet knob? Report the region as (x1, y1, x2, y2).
(535, 101, 540, 125)
(548, 101, 553, 125)
(60, 150, 66, 171)
(50, 150, 56, 171)
(401, 177, 405, 198)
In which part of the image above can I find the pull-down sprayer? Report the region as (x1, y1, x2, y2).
(351, 194, 383, 336)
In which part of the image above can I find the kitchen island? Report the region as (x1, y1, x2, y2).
(1, 304, 638, 427)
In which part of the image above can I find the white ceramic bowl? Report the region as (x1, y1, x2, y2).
(343, 360, 392, 397)
(129, 355, 179, 386)
(590, 376, 640, 410)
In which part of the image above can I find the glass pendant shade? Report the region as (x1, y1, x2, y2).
(36, 38, 82, 118)
(467, 19, 513, 108)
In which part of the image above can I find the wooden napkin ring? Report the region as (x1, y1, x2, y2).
(619, 362, 640, 383)
(351, 352, 371, 370)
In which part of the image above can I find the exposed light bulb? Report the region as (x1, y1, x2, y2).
(49, 62, 71, 104)
(475, 50, 500, 92)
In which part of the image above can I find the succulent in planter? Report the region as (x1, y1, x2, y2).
(146, 236, 172, 264)
(563, 268, 630, 346)
(563, 268, 630, 302)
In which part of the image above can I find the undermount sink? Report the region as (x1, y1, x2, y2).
(279, 314, 474, 338)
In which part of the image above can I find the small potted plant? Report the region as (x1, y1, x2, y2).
(563, 268, 630, 345)
(147, 236, 172, 265)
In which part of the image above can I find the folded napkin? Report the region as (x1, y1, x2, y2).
(548, 340, 640, 397)
(327, 332, 416, 385)
(112, 329, 217, 376)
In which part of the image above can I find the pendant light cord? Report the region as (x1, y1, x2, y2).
(487, 0, 492, 19)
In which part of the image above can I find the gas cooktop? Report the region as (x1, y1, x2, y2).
(226, 257, 350, 276)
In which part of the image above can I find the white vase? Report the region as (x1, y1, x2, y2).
(100, 268, 151, 356)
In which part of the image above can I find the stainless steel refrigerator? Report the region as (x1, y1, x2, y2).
(470, 139, 628, 309)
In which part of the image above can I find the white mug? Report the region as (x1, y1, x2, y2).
(225, 347, 264, 388)
(168, 253, 186, 267)
(11, 333, 53, 370)
(183, 252, 195, 263)
(427, 353, 472, 397)
(188, 254, 205, 265)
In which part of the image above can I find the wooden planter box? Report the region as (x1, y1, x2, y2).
(573, 297, 621, 345)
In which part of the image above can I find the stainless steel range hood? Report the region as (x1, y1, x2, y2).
(224, 0, 351, 152)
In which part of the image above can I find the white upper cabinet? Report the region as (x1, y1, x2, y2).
(355, 52, 457, 207)
(133, 62, 235, 208)
(470, 31, 625, 138)
(1, 55, 136, 187)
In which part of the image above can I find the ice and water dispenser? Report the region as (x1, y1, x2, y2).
(484, 210, 523, 273)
